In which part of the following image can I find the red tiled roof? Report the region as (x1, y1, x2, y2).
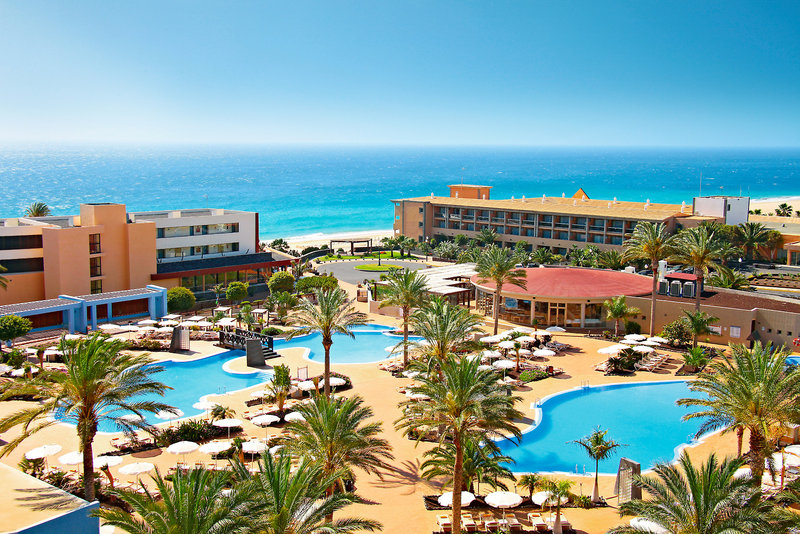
(665, 272, 698, 281)
(471, 267, 653, 299)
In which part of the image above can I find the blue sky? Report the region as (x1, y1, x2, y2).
(0, 1, 798, 146)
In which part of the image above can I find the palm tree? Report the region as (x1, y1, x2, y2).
(24, 202, 51, 217)
(212, 283, 225, 306)
(529, 247, 557, 265)
(603, 295, 640, 337)
(707, 265, 751, 290)
(541, 478, 573, 534)
(609, 452, 784, 534)
(398, 236, 417, 258)
(776, 203, 794, 217)
(0, 334, 172, 500)
(683, 310, 719, 348)
(477, 227, 497, 247)
(233, 452, 381, 533)
(623, 222, 674, 335)
(209, 404, 237, 422)
(518, 473, 543, 501)
(381, 236, 398, 258)
(476, 246, 527, 335)
(678, 342, 800, 482)
(287, 288, 366, 396)
(764, 230, 784, 261)
(273, 291, 299, 323)
(0, 263, 7, 290)
(571, 427, 625, 502)
(409, 296, 481, 363)
(454, 234, 469, 248)
(95, 468, 255, 534)
(282, 395, 393, 501)
(421, 437, 514, 493)
(733, 222, 769, 260)
(395, 355, 522, 534)
(669, 226, 731, 311)
(267, 363, 292, 414)
(597, 249, 626, 270)
(434, 240, 459, 260)
(379, 269, 428, 366)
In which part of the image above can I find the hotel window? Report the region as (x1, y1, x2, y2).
(540, 230, 552, 239)
(90, 257, 102, 277)
(418, 221, 423, 227)
(0, 234, 43, 250)
(556, 231, 568, 240)
(418, 207, 424, 213)
(708, 325, 722, 336)
(89, 233, 101, 254)
(163, 226, 192, 238)
(90, 280, 102, 294)
(207, 223, 239, 235)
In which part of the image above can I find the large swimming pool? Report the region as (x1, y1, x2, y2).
(274, 324, 423, 365)
(495, 381, 705, 475)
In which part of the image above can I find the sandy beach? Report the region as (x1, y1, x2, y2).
(285, 229, 395, 250)
(750, 196, 800, 215)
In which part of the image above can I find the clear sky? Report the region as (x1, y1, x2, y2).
(0, 1, 798, 147)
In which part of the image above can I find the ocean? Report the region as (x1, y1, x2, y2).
(1, 145, 798, 239)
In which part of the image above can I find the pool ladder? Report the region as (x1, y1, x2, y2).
(530, 397, 541, 409)
(217, 386, 229, 396)
(580, 380, 590, 389)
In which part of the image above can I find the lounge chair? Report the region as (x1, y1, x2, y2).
(460, 514, 477, 532)
(436, 514, 452, 533)
(528, 513, 547, 532)
(480, 512, 498, 530)
(505, 515, 523, 531)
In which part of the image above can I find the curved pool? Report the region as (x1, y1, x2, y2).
(274, 324, 423, 364)
(495, 381, 705, 474)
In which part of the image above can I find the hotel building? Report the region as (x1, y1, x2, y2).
(392, 184, 749, 253)
(0, 203, 293, 306)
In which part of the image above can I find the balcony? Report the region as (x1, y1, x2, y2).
(491, 217, 505, 224)
(477, 216, 489, 222)
(449, 215, 461, 221)
(507, 218, 520, 225)
(522, 218, 536, 226)
(607, 226, 623, 233)
(589, 225, 605, 232)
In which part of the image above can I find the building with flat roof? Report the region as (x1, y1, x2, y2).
(0, 204, 294, 306)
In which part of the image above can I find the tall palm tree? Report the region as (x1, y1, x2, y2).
(95, 468, 255, 534)
(395, 355, 522, 534)
(409, 296, 482, 362)
(381, 236, 398, 258)
(518, 473, 544, 501)
(282, 395, 393, 504)
(287, 288, 367, 396)
(683, 310, 719, 348)
(476, 246, 527, 335)
(776, 203, 794, 217)
(669, 226, 731, 311)
(609, 452, 786, 534)
(733, 222, 769, 261)
(571, 427, 625, 502)
(603, 295, 640, 337)
(764, 230, 784, 261)
(678, 342, 800, 481)
(0, 334, 172, 500)
(0, 263, 7, 290)
(24, 202, 51, 217)
(421, 437, 514, 493)
(541, 478, 574, 534)
(233, 452, 381, 534)
(379, 268, 429, 366)
(623, 222, 674, 335)
(477, 227, 498, 247)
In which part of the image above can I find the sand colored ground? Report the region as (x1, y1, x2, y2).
(750, 197, 800, 215)
(285, 229, 395, 251)
(0, 281, 743, 534)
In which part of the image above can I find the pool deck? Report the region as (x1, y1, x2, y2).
(0, 280, 742, 534)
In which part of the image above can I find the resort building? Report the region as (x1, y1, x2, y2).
(0, 203, 294, 306)
(391, 184, 751, 253)
(749, 214, 800, 265)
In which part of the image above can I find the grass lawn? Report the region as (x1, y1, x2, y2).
(354, 263, 403, 272)
(316, 252, 417, 262)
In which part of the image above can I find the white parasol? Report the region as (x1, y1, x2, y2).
(58, 451, 84, 465)
(485, 490, 523, 510)
(328, 377, 346, 387)
(119, 462, 154, 476)
(498, 340, 517, 349)
(98, 323, 120, 331)
(477, 365, 495, 371)
(492, 359, 516, 370)
(199, 441, 231, 455)
(138, 319, 158, 326)
(629, 517, 668, 534)
(156, 409, 184, 421)
(284, 412, 306, 422)
(533, 349, 556, 358)
(438, 490, 475, 507)
(119, 413, 145, 423)
(545, 326, 566, 333)
(646, 336, 669, 344)
(167, 441, 199, 456)
(251, 414, 280, 427)
(95, 456, 123, 469)
(213, 418, 243, 438)
(242, 440, 268, 454)
(516, 336, 537, 343)
(624, 334, 647, 341)
(159, 320, 179, 327)
(25, 444, 62, 460)
(297, 380, 318, 391)
(531, 491, 568, 506)
(193, 401, 220, 411)
(633, 345, 655, 354)
(482, 350, 502, 359)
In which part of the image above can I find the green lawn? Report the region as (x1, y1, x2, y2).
(354, 263, 403, 272)
(315, 252, 417, 262)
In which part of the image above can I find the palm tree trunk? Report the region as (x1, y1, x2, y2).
(614, 319, 619, 337)
(749, 429, 766, 482)
(737, 426, 744, 457)
(325, 484, 335, 522)
(515, 349, 521, 373)
(553, 503, 563, 534)
(323, 341, 332, 397)
(695, 272, 702, 311)
(402, 309, 409, 367)
(451, 433, 464, 534)
(592, 458, 600, 502)
(649, 271, 658, 336)
(82, 437, 96, 501)
(492, 290, 501, 335)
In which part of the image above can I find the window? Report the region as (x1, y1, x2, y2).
(730, 326, 741, 338)
(90, 257, 102, 277)
(0, 234, 43, 250)
(90, 279, 102, 294)
(0, 257, 44, 273)
(162, 226, 192, 238)
(418, 221, 423, 227)
(89, 233, 101, 254)
(708, 325, 722, 335)
(419, 207, 424, 213)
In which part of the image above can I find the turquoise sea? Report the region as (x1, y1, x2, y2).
(1, 145, 798, 239)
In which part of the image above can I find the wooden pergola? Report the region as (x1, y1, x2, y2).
(329, 238, 373, 255)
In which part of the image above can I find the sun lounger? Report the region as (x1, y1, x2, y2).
(460, 515, 476, 532)
(505, 516, 523, 531)
(528, 513, 547, 531)
(436, 514, 452, 533)
(479, 512, 498, 530)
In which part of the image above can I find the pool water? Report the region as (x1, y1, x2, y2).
(495, 381, 705, 474)
(274, 325, 423, 365)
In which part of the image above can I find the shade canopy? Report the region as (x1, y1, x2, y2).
(119, 413, 145, 423)
(629, 517, 668, 534)
(200, 441, 232, 454)
(283, 412, 306, 422)
(533, 349, 556, 358)
(328, 377, 347, 387)
(405, 392, 430, 401)
(598, 346, 623, 355)
(119, 462, 154, 476)
(438, 491, 475, 507)
(512, 326, 535, 334)
(192, 401, 221, 411)
(647, 336, 669, 343)
(95, 456, 123, 468)
(167, 441, 199, 455)
(516, 336, 536, 343)
(297, 380, 318, 391)
(482, 350, 502, 359)
(98, 323, 120, 331)
(159, 320, 179, 327)
(242, 440, 268, 454)
(624, 334, 647, 341)
(633, 345, 655, 354)
(477, 365, 494, 371)
(251, 414, 281, 427)
(546, 326, 566, 333)
(58, 451, 84, 465)
(161, 314, 181, 320)
(196, 321, 214, 327)
(492, 360, 516, 370)
(138, 319, 158, 326)
(156, 409, 184, 421)
(498, 340, 517, 349)
(212, 418, 243, 428)
(25, 444, 62, 460)
(531, 491, 568, 506)
(485, 491, 523, 508)
(63, 334, 83, 340)
(640, 340, 661, 346)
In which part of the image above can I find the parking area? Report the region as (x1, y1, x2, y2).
(313, 259, 427, 285)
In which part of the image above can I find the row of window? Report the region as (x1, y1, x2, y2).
(180, 268, 270, 292)
(431, 224, 626, 245)
(157, 242, 240, 259)
(0, 234, 43, 251)
(157, 223, 239, 239)
(433, 208, 633, 230)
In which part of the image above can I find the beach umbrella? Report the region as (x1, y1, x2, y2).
(512, 326, 535, 334)
(770, 452, 800, 469)
(58, 451, 84, 466)
(402, 369, 420, 378)
(516, 336, 536, 343)
(533, 349, 556, 358)
(138, 319, 158, 326)
(647, 336, 669, 344)
(161, 314, 181, 320)
(213, 418, 243, 438)
(619, 339, 640, 345)
(119, 462, 154, 476)
(159, 320, 179, 327)
(138, 326, 157, 332)
(156, 409, 184, 422)
(121, 325, 140, 332)
(328, 377, 347, 387)
(492, 360, 516, 370)
(518, 348, 532, 355)
(196, 321, 213, 327)
(438, 491, 475, 507)
(200, 441, 231, 455)
(498, 340, 517, 349)
(624, 334, 647, 341)
(485, 491, 523, 519)
(156, 327, 174, 333)
(640, 340, 661, 346)
(249, 390, 271, 398)
(178, 321, 197, 327)
(186, 315, 205, 322)
(480, 335, 501, 344)
(167, 441, 199, 456)
(119, 413, 145, 423)
(534, 330, 551, 336)
(242, 440, 268, 454)
(546, 326, 566, 333)
(733, 467, 752, 479)
(482, 350, 502, 359)
(269, 445, 283, 455)
(405, 392, 430, 401)
(99, 323, 120, 331)
(63, 334, 83, 340)
(598, 346, 623, 355)
(95, 456, 123, 469)
(465, 354, 481, 362)
(297, 380, 318, 391)
(531, 490, 568, 506)
(629, 517, 668, 534)
(25, 444, 62, 460)
(633, 345, 655, 354)
(477, 365, 494, 372)
(251, 414, 280, 427)
(284, 412, 306, 422)
(0, 364, 12, 374)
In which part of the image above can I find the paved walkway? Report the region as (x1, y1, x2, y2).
(314, 258, 427, 284)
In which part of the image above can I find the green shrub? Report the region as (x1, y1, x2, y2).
(295, 275, 338, 294)
(661, 317, 693, 346)
(300, 245, 320, 255)
(261, 326, 284, 336)
(125, 338, 168, 352)
(624, 320, 642, 335)
(167, 287, 196, 313)
(519, 369, 549, 382)
(3, 349, 25, 368)
(572, 494, 594, 508)
(226, 281, 250, 303)
(0, 315, 32, 345)
(267, 272, 295, 294)
(157, 419, 232, 446)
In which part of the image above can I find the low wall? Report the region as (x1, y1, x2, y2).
(369, 300, 402, 318)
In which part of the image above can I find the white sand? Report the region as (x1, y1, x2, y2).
(750, 196, 800, 215)
(286, 229, 395, 250)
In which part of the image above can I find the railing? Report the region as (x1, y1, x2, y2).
(477, 216, 489, 222)
(507, 218, 520, 224)
(491, 217, 505, 223)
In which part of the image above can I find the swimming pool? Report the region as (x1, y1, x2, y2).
(495, 381, 705, 475)
(273, 324, 423, 365)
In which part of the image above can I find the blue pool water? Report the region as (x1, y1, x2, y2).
(274, 325, 423, 364)
(496, 381, 705, 474)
